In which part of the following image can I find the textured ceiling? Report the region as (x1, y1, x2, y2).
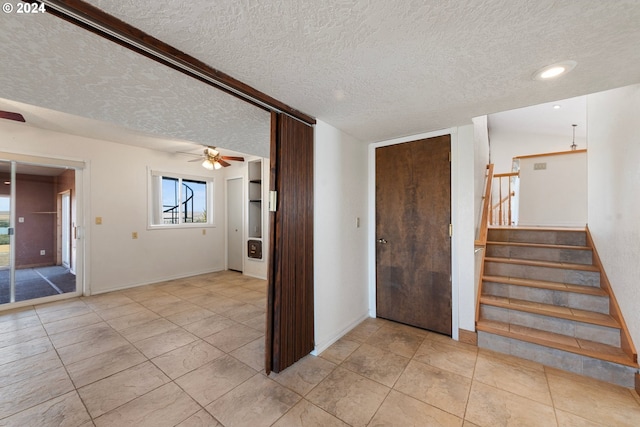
(0, 9, 271, 157)
(1, 0, 640, 153)
(85, 0, 640, 142)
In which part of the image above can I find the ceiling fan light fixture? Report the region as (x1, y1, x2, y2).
(533, 60, 577, 81)
(213, 161, 222, 170)
(202, 159, 214, 170)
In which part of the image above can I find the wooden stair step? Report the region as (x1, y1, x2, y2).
(488, 226, 586, 231)
(482, 275, 607, 296)
(477, 319, 638, 368)
(484, 256, 599, 272)
(480, 295, 619, 328)
(486, 241, 591, 251)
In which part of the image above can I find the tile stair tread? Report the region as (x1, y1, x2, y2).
(480, 295, 619, 328)
(482, 275, 608, 296)
(484, 256, 599, 271)
(486, 241, 591, 251)
(477, 319, 638, 368)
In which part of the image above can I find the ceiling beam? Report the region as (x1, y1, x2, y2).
(36, 0, 316, 125)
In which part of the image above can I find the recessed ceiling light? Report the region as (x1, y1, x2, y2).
(533, 60, 577, 81)
(553, 105, 561, 109)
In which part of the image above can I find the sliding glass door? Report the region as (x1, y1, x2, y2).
(0, 160, 79, 306)
(0, 160, 14, 303)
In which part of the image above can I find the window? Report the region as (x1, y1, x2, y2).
(150, 171, 214, 227)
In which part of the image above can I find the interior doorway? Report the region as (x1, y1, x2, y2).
(227, 177, 243, 272)
(375, 135, 452, 335)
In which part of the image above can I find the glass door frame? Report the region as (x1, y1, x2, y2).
(0, 152, 85, 309)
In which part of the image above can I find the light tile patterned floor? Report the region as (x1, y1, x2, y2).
(0, 270, 639, 426)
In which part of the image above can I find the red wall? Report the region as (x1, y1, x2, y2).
(0, 172, 56, 268)
(16, 174, 56, 268)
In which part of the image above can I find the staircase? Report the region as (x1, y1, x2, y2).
(477, 227, 639, 388)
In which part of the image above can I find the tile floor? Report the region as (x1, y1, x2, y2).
(1, 270, 639, 426)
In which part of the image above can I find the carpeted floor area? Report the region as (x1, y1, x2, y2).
(0, 266, 76, 304)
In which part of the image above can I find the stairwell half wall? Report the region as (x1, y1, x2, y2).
(587, 83, 640, 353)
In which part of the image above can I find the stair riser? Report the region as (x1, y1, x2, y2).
(482, 282, 610, 315)
(480, 304, 620, 347)
(487, 229, 587, 246)
(484, 262, 600, 287)
(478, 331, 635, 388)
(486, 245, 593, 265)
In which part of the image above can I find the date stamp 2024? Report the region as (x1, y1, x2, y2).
(3, 2, 46, 14)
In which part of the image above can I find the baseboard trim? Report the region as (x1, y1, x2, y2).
(459, 328, 478, 346)
(312, 312, 370, 356)
(88, 267, 225, 295)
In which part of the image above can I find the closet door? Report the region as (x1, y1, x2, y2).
(265, 112, 314, 374)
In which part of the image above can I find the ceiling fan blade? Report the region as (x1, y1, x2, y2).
(187, 157, 204, 162)
(221, 156, 245, 162)
(218, 159, 231, 167)
(0, 110, 25, 122)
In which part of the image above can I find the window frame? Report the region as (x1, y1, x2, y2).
(148, 169, 215, 229)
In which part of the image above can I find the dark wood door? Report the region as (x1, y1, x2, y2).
(265, 112, 314, 374)
(376, 135, 452, 335)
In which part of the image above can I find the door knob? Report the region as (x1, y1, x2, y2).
(377, 238, 388, 244)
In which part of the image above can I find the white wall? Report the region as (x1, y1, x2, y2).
(455, 124, 476, 333)
(587, 84, 640, 350)
(518, 152, 587, 227)
(313, 120, 369, 354)
(0, 120, 226, 295)
(489, 129, 587, 175)
(367, 125, 476, 340)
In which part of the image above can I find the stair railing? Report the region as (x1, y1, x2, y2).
(162, 183, 195, 224)
(490, 172, 519, 226)
(475, 164, 494, 324)
(476, 164, 494, 246)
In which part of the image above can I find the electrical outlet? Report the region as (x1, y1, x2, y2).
(40, 250, 45, 255)
(95, 217, 102, 225)
(132, 232, 138, 239)
(202, 229, 206, 235)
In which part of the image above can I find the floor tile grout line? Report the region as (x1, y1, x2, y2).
(0, 305, 94, 424)
(460, 343, 481, 424)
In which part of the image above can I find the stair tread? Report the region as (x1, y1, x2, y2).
(477, 319, 638, 368)
(488, 226, 586, 231)
(486, 241, 592, 251)
(480, 295, 619, 328)
(484, 256, 599, 271)
(482, 275, 608, 296)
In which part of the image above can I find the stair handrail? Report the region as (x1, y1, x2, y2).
(476, 164, 494, 246)
(475, 164, 494, 325)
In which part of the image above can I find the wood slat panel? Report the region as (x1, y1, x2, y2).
(266, 113, 314, 374)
